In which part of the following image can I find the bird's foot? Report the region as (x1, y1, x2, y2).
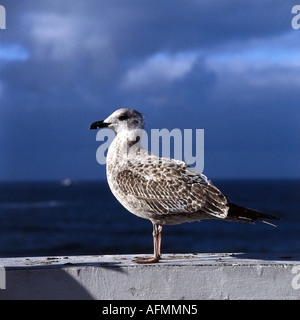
(133, 255, 160, 264)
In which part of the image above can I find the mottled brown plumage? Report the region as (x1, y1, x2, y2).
(115, 160, 228, 224)
(90, 108, 280, 263)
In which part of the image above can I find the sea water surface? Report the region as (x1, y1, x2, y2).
(0, 180, 299, 257)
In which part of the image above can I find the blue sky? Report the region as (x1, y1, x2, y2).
(0, 0, 299, 181)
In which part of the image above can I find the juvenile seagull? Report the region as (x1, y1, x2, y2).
(90, 108, 279, 263)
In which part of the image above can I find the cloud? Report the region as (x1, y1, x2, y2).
(121, 52, 197, 90)
(0, 0, 299, 180)
(27, 13, 81, 61)
(118, 52, 216, 110)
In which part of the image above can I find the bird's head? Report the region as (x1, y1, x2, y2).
(90, 108, 145, 134)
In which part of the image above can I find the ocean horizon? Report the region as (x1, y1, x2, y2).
(0, 179, 299, 258)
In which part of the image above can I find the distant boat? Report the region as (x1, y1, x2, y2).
(60, 178, 72, 187)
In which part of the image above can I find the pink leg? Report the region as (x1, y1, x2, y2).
(134, 223, 162, 264)
(157, 225, 163, 258)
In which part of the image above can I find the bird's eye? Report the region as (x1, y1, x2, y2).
(118, 114, 129, 121)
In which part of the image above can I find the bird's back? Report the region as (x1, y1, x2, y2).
(107, 141, 230, 225)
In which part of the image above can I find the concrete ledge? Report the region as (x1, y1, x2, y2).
(0, 253, 300, 300)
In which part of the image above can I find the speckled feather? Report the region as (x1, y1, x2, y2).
(115, 158, 229, 225)
(95, 108, 279, 228)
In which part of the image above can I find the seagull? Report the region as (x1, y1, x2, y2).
(90, 108, 280, 263)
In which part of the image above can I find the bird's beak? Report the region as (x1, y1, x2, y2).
(89, 120, 111, 130)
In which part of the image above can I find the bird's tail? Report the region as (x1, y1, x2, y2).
(227, 203, 281, 227)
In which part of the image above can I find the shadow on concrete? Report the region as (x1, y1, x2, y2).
(19, 260, 128, 271)
(0, 261, 127, 300)
(0, 269, 93, 300)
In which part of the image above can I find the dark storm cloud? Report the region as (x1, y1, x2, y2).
(0, 0, 299, 180)
(1, 0, 294, 58)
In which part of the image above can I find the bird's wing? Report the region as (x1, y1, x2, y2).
(116, 158, 229, 219)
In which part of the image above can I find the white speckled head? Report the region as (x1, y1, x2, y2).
(102, 108, 145, 134)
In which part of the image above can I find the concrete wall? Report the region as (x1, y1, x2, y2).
(0, 253, 300, 300)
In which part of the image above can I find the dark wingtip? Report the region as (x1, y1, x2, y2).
(228, 202, 281, 226)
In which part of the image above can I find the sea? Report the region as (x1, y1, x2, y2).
(0, 179, 299, 258)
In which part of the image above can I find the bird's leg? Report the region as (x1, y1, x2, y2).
(153, 224, 163, 259)
(157, 225, 163, 258)
(134, 223, 161, 264)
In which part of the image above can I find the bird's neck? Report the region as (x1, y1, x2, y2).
(107, 129, 143, 170)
